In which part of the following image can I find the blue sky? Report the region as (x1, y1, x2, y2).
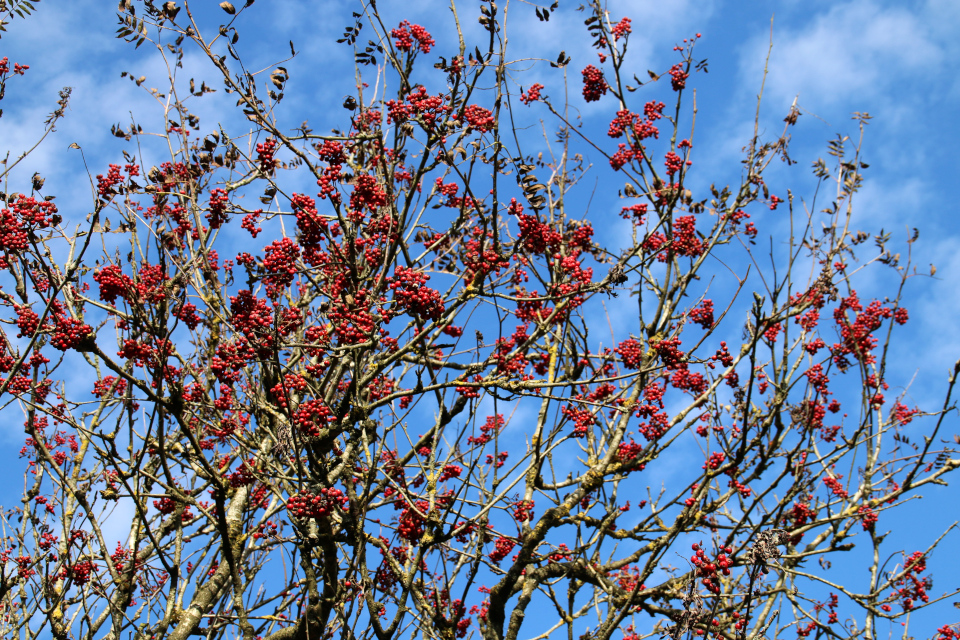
(1, 0, 959, 637)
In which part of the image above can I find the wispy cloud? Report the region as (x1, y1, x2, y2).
(740, 0, 952, 108)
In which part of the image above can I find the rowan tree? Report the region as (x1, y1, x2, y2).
(0, 1, 957, 640)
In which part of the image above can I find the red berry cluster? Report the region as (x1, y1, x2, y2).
(610, 564, 645, 596)
(489, 536, 516, 564)
(227, 459, 257, 488)
(14, 305, 43, 338)
(424, 587, 471, 638)
(137, 263, 171, 304)
(610, 144, 635, 171)
(0, 210, 29, 259)
(823, 475, 850, 498)
(153, 496, 179, 515)
(50, 316, 93, 351)
(520, 83, 544, 105)
(795, 400, 826, 431)
(858, 505, 878, 531)
(562, 404, 597, 438)
(805, 363, 830, 396)
(608, 110, 636, 138)
(937, 625, 960, 640)
(462, 230, 511, 284)
(567, 223, 594, 251)
(118, 338, 160, 369)
(702, 452, 725, 471)
(262, 237, 301, 298)
(797, 308, 820, 331)
(293, 399, 336, 437)
(671, 366, 707, 396)
(890, 551, 930, 611)
(664, 151, 684, 177)
(581, 65, 608, 102)
(729, 478, 752, 497)
(0, 195, 58, 261)
(390, 266, 445, 321)
(672, 216, 703, 257)
(352, 107, 383, 133)
(286, 487, 348, 520)
(548, 543, 573, 563)
(784, 499, 816, 541)
(762, 322, 781, 343)
(615, 338, 644, 370)
(514, 210, 562, 256)
(174, 302, 202, 331)
(690, 543, 733, 594)
(391, 20, 435, 53)
(804, 338, 826, 355)
(467, 414, 504, 446)
(438, 464, 462, 482)
(252, 520, 279, 540)
(158, 161, 191, 184)
(207, 188, 230, 229)
(812, 593, 839, 624)
(435, 177, 459, 199)
(644, 100, 665, 121)
(891, 401, 919, 426)
(228, 289, 278, 347)
(67, 559, 97, 586)
(634, 382, 670, 441)
(689, 300, 714, 329)
(396, 498, 433, 541)
(485, 451, 509, 468)
(256, 137, 278, 175)
(636, 119, 661, 142)
(38, 530, 59, 551)
(290, 193, 329, 250)
(620, 203, 647, 225)
(831, 291, 896, 366)
(652, 223, 686, 257)
(388, 87, 452, 131)
(109, 542, 147, 574)
(326, 288, 379, 346)
(242, 210, 263, 238)
(616, 440, 646, 469)
(462, 105, 495, 133)
(94, 264, 133, 305)
(349, 174, 389, 213)
(0, 57, 29, 76)
(315, 142, 345, 202)
(611, 16, 632, 40)
(652, 337, 684, 367)
(96, 164, 125, 199)
(511, 499, 535, 523)
(669, 63, 689, 91)
(10, 193, 57, 228)
(92, 376, 127, 398)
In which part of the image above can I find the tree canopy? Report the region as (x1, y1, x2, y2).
(0, 1, 957, 640)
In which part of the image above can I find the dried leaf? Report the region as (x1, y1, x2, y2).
(219, 1, 235, 14)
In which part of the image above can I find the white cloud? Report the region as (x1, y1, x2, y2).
(738, 0, 955, 112)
